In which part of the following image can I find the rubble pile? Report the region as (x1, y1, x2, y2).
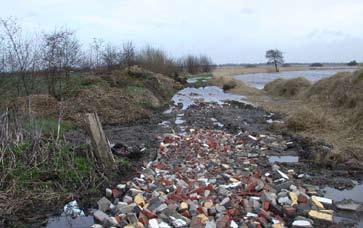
(90, 126, 350, 228)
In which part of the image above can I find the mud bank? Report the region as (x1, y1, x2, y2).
(51, 85, 363, 227)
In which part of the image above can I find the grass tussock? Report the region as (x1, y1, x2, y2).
(285, 105, 336, 132)
(262, 69, 363, 160)
(264, 77, 311, 98)
(4, 66, 182, 125)
(210, 75, 261, 96)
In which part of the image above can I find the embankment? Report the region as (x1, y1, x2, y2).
(0, 66, 183, 226)
(210, 70, 363, 161)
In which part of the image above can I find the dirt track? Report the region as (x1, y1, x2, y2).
(74, 85, 363, 227)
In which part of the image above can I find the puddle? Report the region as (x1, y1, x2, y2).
(171, 86, 248, 110)
(268, 155, 299, 163)
(47, 216, 94, 228)
(323, 184, 363, 226)
(323, 184, 363, 203)
(334, 212, 363, 227)
(175, 117, 185, 125)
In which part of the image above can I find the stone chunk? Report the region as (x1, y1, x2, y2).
(308, 210, 333, 222)
(97, 197, 111, 212)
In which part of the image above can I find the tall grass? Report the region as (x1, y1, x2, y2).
(0, 110, 102, 225)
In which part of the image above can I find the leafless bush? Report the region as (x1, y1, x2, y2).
(41, 28, 81, 99)
(122, 41, 136, 67)
(136, 45, 180, 76)
(0, 17, 41, 95)
(102, 43, 121, 70)
(0, 17, 214, 95)
(181, 54, 214, 74)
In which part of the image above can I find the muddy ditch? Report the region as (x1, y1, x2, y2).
(49, 85, 363, 227)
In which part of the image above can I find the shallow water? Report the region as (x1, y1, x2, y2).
(323, 184, 363, 226)
(47, 216, 93, 228)
(323, 184, 363, 203)
(170, 86, 248, 110)
(267, 155, 299, 163)
(234, 69, 355, 89)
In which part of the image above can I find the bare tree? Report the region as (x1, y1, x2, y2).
(90, 38, 104, 69)
(102, 43, 120, 70)
(0, 17, 40, 95)
(0, 34, 5, 73)
(122, 41, 135, 67)
(42, 28, 81, 99)
(184, 55, 200, 74)
(265, 49, 284, 72)
(199, 55, 213, 73)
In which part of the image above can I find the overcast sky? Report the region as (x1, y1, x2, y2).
(1, 0, 363, 64)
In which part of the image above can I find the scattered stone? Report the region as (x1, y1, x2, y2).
(91, 126, 346, 227)
(292, 220, 313, 227)
(97, 197, 111, 212)
(105, 188, 112, 198)
(94, 210, 111, 223)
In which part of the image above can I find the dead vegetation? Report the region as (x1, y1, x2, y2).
(263, 70, 363, 160)
(210, 75, 261, 96)
(264, 77, 311, 97)
(211, 70, 363, 161)
(6, 66, 182, 125)
(0, 111, 104, 225)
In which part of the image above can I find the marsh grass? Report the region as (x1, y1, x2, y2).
(0, 111, 104, 225)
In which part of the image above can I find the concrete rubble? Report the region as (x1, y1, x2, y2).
(92, 127, 356, 227)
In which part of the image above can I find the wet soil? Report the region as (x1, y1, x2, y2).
(53, 85, 363, 227)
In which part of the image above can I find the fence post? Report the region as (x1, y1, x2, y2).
(85, 113, 115, 168)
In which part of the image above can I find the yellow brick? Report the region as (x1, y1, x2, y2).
(204, 200, 214, 209)
(308, 210, 333, 222)
(311, 196, 324, 209)
(180, 202, 189, 210)
(197, 214, 209, 224)
(289, 192, 298, 206)
(134, 193, 145, 206)
(272, 224, 283, 228)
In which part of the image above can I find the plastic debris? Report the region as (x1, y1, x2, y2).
(63, 200, 85, 217)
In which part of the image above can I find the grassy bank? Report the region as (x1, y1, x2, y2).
(212, 64, 359, 77)
(0, 113, 95, 225)
(1, 66, 183, 125)
(210, 70, 363, 161)
(0, 66, 184, 226)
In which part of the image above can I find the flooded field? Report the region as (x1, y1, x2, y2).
(234, 69, 355, 89)
(169, 86, 248, 110)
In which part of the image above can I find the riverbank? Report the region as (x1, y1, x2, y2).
(210, 69, 363, 162)
(213, 65, 360, 78)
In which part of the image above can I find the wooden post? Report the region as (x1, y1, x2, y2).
(85, 113, 115, 168)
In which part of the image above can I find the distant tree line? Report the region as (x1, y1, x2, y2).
(0, 17, 214, 99)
